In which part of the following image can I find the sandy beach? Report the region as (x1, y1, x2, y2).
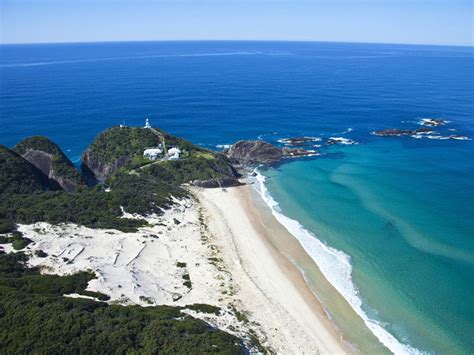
(197, 185, 350, 353)
(13, 184, 368, 353)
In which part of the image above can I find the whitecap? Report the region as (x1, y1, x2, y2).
(327, 137, 358, 145)
(277, 136, 322, 145)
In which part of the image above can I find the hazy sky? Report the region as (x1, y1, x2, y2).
(1, 0, 472, 46)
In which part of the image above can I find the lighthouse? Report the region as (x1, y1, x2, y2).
(144, 118, 151, 129)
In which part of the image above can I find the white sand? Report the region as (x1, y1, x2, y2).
(197, 186, 348, 354)
(8, 186, 347, 354)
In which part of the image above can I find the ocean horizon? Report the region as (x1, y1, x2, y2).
(1, 40, 473, 354)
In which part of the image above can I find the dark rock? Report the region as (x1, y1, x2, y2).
(420, 118, 447, 127)
(14, 136, 85, 192)
(226, 140, 316, 166)
(282, 147, 316, 157)
(21, 150, 63, 191)
(372, 127, 433, 137)
(81, 150, 130, 183)
(325, 137, 358, 146)
(226, 140, 284, 164)
(278, 137, 321, 146)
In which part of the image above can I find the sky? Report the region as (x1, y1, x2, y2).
(0, 0, 472, 46)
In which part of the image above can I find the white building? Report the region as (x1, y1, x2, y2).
(143, 147, 163, 161)
(144, 118, 151, 129)
(168, 147, 181, 160)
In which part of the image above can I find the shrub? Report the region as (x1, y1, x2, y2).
(0, 252, 244, 354)
(34, 250, 48, 258)
(0, 221, 14, 234)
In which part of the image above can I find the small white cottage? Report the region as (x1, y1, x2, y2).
(143, 148, 163, 161)
(168, 147, 181, 160)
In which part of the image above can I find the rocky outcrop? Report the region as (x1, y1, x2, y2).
(226, 140, 315, 165)
(226, 140, 284, 164)
(278, 137, 321, 146)
(20, 150, 62, 190)
(420, 118, 447, 127)
(282, 147, 316, 157)
(81, 151, 130, 183)
(372, 127, 433, 137)
(14, 136, 84, 192)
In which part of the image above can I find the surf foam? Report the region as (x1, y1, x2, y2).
(252, 169, 423, 355)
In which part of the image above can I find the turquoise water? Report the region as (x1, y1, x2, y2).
(1, 41, 473, 353)
(261, 138, 474, 354)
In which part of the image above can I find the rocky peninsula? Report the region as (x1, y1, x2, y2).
(0, 125, 349, 354)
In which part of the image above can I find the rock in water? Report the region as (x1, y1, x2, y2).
(372, 127, 433, 137)
(226, 140, 315, 165)
(420, 118, 448, 127)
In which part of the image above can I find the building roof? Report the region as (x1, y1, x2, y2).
(144, 148, 162, 155)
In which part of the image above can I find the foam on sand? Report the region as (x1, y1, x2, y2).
(253, 170, 423, 355)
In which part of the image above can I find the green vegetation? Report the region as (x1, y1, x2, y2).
(231, 306, 250, 324)
(186, 303, 222, 316)
(84, 127, 163, 165)
(0, 127, 251, 353)
(106, 171, 185, 215)
(0, 171, 186, 232)
(182, 273, 192, 289)
(0, 231, 35, 251)
(10, 231, 32, 250)
(0, 220, 15, 234)
(0, 145, 47, 194)
(14, 136, 85, 189)
(14, 136, 69, 157)
(145, 153, 238, 185)
(34, 250, 48, 258)
(0, 251, 243, 354)
(83, 126, 236, 180)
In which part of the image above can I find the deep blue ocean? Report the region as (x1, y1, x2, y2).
(1, 41, 473, 354)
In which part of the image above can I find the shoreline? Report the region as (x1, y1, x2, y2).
(196, 185, 351, 353)
(14, 182, 387, 353)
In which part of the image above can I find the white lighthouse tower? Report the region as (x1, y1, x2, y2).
(144, 118, 151, 129)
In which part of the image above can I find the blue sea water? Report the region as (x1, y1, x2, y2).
(1, 41, 473, 354)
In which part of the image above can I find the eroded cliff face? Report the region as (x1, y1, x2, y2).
(21, 150, 78, 192)
(81, 150, 130, 183)
(14, 137, 85, 192)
